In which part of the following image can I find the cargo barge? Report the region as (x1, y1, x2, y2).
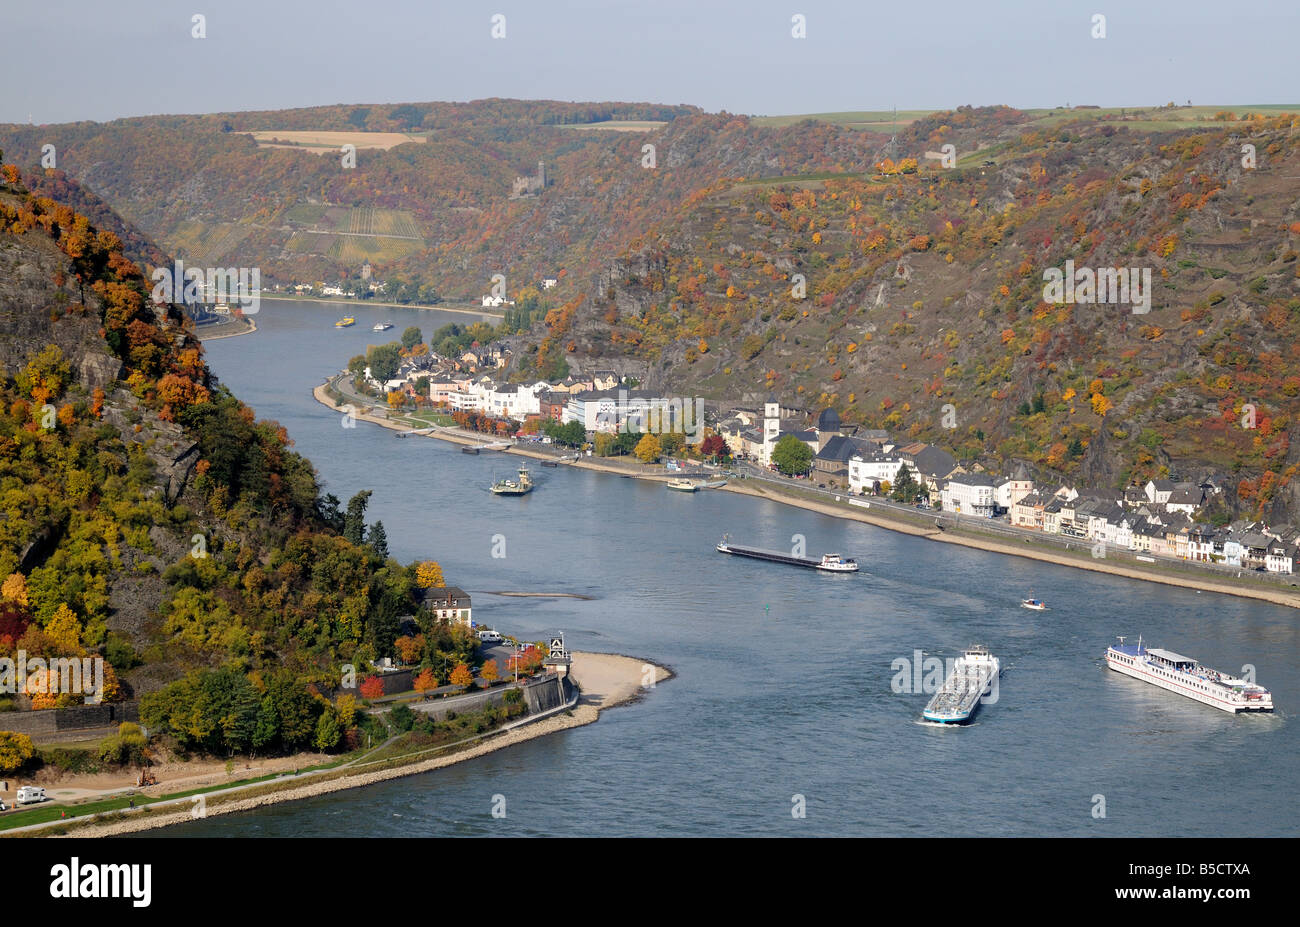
(715, 537, 858, 572)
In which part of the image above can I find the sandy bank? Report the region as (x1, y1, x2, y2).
(41, 653, 667, 838)
(194, 317, 257, 341)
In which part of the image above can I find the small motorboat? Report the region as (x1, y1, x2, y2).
(1020, 596, 1047, 610)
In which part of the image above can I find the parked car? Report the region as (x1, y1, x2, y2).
(477, 629, 503, 643)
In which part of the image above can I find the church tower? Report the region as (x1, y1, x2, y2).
(762, 396, 780, 464)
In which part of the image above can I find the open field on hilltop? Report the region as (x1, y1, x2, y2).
(244, 130, 427, 151)
(558, 120, 667, 131)
(750, 110, 931, 129)
(753, 104, 1300, 132)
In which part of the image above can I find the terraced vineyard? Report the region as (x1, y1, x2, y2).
(165, 220, 253, 264)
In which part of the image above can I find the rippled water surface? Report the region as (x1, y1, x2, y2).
(153, 299, 1298, 837)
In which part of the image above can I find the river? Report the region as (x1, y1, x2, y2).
(154, 298, 1297, 837)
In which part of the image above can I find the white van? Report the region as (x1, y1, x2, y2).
(16, 786, 47, 805)
(477, 630, 503, 643)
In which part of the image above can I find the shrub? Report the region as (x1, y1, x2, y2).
(389, 702, 415, 732)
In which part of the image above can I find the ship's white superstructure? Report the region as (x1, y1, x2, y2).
(1105, 636, 1273, 713)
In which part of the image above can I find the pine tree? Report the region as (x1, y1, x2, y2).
(343, 490, 372, 546)
(369, 520, 389, 559)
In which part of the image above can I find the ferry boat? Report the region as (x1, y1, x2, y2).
(372, 321, 393, 331)
(335, 317, 356, 328)
(666, 479, 698, 492)
(490, 466, 534, 496)
(923, 646, 1000, 724)
(716, 537, 859, 572)
(1105, 636, 1273, 713)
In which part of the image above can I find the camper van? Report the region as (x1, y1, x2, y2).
(15, 786, 47, 805)
(477, 629, 503, 643)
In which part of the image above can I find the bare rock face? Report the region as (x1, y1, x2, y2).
(0, 221, 122, 390)
(102, 393, 201, 504)
(77, 349, 124, 392)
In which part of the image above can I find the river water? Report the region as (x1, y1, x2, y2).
(155, 298, 1297, 837)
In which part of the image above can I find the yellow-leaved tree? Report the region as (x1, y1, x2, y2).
(44, 604, 84, 655)
(416, 561, 445, 589)
(450, 663, 474, 688)
(1, 572, 28, 605)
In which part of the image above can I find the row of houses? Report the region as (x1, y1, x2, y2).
(1006, 482, 1299, 573)
(710, 402, 1299, 575)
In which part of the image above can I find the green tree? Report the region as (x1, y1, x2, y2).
(365, 342, 402, 382)
(313, 707, 342, 751)
(343, 490, 372, 546)
(593, 432, 616, 456)
(401, 326, 423, 350)
(890, 464, 921, 504)
(772, 434, 812, 476)
(369, 520, 389, 560)
(252, 695, 280, 753)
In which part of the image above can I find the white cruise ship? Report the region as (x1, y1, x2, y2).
(1105, 636, 1273, 713)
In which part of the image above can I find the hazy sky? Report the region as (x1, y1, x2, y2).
(3, 0, 1296, 124)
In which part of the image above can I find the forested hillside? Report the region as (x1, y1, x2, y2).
(538, 107, 1300, 521)
(0, 156, 469, 756)
(5, 100, 1300, 519)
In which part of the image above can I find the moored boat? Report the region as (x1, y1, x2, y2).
(666, 478, 698, 492)
(1105, 636, 1273, 713)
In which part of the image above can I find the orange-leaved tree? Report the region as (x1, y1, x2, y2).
(481, 659, 499, 684)
(449, 663, 474, 688)
(413, 668, 438, 693)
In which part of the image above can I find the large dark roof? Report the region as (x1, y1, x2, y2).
(816, 435, 875, 462)
(816, 407, 841, 433)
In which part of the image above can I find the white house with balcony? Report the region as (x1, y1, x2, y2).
(941, 473, 997, 517)
(848, 452, 920, 494)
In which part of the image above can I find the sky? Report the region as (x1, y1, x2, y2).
(2, 0, 1297, 125)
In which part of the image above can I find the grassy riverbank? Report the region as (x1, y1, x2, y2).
(4, 653, 669, 837)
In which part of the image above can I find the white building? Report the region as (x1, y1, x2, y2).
(847, 453, 919, 493)
(759, 399, 781, 466)
(941, 473, 997, 517)
(1265, 540, 1295, 574)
